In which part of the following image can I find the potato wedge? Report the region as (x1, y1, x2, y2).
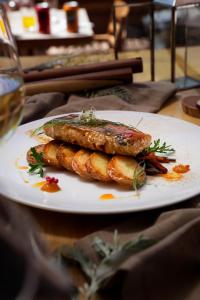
(86, 152, 112, 182)
(72, 149, 93, 179)
(27, 144, 45, 165)
(57, 144, 79, 172)
(43, 140, 62, 168)
(107, 155, 146, 188)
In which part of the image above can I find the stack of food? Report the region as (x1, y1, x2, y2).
(27, 111, 175, 190)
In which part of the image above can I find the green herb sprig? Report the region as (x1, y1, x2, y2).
(28, 147, 45, 177)
(59, 231, 155, 300)
(132, 163, 146, 191)
(146, 139, 175, 154)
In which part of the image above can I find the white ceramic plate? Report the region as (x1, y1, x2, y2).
(0, 111, 199, 214)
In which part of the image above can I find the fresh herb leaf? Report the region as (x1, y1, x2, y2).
(60, 231, 155, 300)
(146, 139, 175, 154)
(28, 147, 45, 177)
(132, 163, 146, 191)
(61, 245, 95, 279)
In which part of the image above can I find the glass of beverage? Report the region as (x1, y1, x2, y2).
(0, 4, 25, 143)
(63, 1, 79, 33)
(35, 2, 50, 34)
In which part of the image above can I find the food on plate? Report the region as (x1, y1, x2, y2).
(28, 111, 177, 190)
(43, 140, 62, 168)
(27, 141, 62, 168)
(57, 143, 79, 172)
(42, 112, 152, 156)
(27, 142, 146, 188)
(71, 149, 93, 179)
(173, 164, 190, 174)
(27, 140, 165, 190)
(27, 144, 44, 165)
(41, 176, 61, 193)
(86, 152, 112, 182)
(27, 142, 147, 188)
(107, 155, 146, 188)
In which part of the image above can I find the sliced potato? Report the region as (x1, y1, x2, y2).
(86, 152, 112, 182)
(43, 140, 62, 168)
(27, 144, 45, 165)
(107, 155, 146, 188)
(57, 144, 79, 172)
(27, 142, 146, 189)
(72, 149, 93, 179)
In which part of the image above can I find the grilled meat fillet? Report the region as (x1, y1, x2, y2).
(43, 114, 151, 156)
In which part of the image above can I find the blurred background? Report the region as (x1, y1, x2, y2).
(1, 0, 200, 82)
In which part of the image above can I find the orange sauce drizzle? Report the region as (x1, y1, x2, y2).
(100, 193, 115, 200)
(18, 166, 28, 170)
(15, 158, 28, 170)
(41, 182, 61, 193)
(162, 172, 183, 181)
(32, 181, 61, 193)
(173, 164, 190, 174)
(32, 181, 46, 188)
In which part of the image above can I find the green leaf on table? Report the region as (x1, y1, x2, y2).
(60, 231, 155, 300)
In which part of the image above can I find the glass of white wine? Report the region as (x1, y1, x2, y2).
(0, 3, 25, 143)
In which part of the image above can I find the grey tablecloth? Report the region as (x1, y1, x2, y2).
(22, 81, 176, 123)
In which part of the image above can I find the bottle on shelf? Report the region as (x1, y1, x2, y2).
(63, 1, 79, 33)
(35, 1, 50, 34)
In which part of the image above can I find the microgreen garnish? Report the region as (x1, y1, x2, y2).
(132, 163, 146, 191)
(59, 231, 155, 300)
(79, 108, 96, 123)
(78, 109, 109, 127)
(28, 147, 45, 177)
(146, 139, 175, 154)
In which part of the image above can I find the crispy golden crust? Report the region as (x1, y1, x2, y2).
(43, 140, 62, 168)
(26, 141, 146, 189)
(107, 155, 146, 187)
(26, 141, 62, 168)
(86, 152, 112, 182)
(44, 116, 151, 156)
(71, 149, 93, 180)
(56, 144, 79, 172)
